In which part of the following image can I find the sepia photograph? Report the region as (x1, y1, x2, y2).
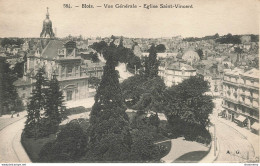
(0, 0, 259, 164)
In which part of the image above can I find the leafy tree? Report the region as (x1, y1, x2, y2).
(155, 44, 166, 53)
(149, 113, 160, 131)
(39, 120, 88, 162)
(86, 41, 131, 161)
(196, 48, 204, 60)
(129, 129, 160, 162)
(24, 67, 47, 138)
(250, 34, 259, 42)
(144, 44, 159, 79)
(121, 74, 146, 106)
(88, 76, 101, 89)
(214, 33, 219, 39)
(90, 52, 99, 63)
(1, 38, 24, 48)
(117, 37, 128, 64)
(216, 33, 241, 44)
(90, 41, 108, 56)
(162, 76, 213, 141)
(127, 55, 141, 73)
(132, 77, 166, 113)
(1, 58, 22, 114)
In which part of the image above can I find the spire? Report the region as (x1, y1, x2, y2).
(46, 7, 49, 17)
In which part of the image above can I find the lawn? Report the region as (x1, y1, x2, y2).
(21, 133, 56, 162)
(174, 151, 209, 163)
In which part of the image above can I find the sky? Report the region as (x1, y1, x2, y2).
(0, 0, 259, 38)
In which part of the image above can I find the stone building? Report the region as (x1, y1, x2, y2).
(222, 68, 259, 132)
(160, 61, 196, 87)
(14, 8, 104, 105)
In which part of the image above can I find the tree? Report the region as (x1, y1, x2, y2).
(196, 48, 204, 60)
(132, 77, 166, 113)
(44, 75, 64, 127)
(24, 67, 47, 138)
(144, 44, 159, 79)
(88, 76, 101, 89)
(90, 41, 108, 56)
(1, 58, 22, 114)
(86, 41, 131, 161)
(129, 130, 160, 162)
(39, 120, 88, 162)
(121, 74, 146, 106)
(162, 76, 213, 141)
(161, 76, 214, 144)
(155, 44, 166, 53)
(214, 33, 219, 39)
(90, 52, 99, 63)
(127, 55, 141, 73)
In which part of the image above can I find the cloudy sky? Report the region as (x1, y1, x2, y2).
(0, 0, 258, 38)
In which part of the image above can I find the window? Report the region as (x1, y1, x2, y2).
(182, 69, 185, 75)
(23, 87, 26, 90)
(67, 66, 73, 76)
(66, 90, 73, 101)
(242, 97, 245, 102)
(22, 93, 25, 98)
(242, 107, 245, 112)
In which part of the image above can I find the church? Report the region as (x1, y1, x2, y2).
(15, 8, 102, 104)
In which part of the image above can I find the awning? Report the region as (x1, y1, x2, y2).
(235, 115, 247, 123)
(251, 122, 259, 130)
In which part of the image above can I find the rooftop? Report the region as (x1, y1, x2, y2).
(241, 68, 259, 79)
(166, 62, 195, 71)
(41, 40, 64, 60)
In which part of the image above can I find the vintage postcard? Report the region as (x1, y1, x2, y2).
(0, 0, 259, 165)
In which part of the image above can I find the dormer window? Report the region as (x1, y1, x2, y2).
(58, 49, 65, 55)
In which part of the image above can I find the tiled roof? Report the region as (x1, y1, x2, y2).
(41, 40, 64, 60)
(166, 62, 195, 71)
(225, 68, 244, 76)
(241, 68, 259, 79)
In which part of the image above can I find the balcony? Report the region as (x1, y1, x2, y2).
(239, 100, 259, 111)
(223, 97, 239, 105)
(223, 80, 239, 87)
(239, 83, 259, 91)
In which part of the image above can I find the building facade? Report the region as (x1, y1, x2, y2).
(160, 62, 196, 87)
(222, 68, 259, 132)
(14, 9, 104, 105)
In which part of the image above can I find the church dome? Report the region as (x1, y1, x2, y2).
(182, 50, 200, 62)
(40, 7, 55, 38)
(44, 18, 52, 24)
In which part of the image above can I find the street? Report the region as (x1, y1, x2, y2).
(211, 98, 256, 163)
(0, 117, 31, 163)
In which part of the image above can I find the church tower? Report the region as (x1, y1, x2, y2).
(40, 7, 55, 38)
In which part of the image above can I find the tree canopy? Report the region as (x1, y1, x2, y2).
(87, 41, 131, 161)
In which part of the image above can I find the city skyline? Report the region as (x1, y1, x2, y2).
(0, 0, 258, 38)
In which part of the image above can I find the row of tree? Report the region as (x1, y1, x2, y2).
(90, 38, 142, 72)
(38, 37, 213, 162)
(81, 40, 163, 161)
(121, 43, 213, 144)
(24, 67, 64, 138)
(1, 38, 24, 48)
(0, 56, 27, 115)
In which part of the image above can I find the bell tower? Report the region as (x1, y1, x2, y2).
(40, 7, 55, 38)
